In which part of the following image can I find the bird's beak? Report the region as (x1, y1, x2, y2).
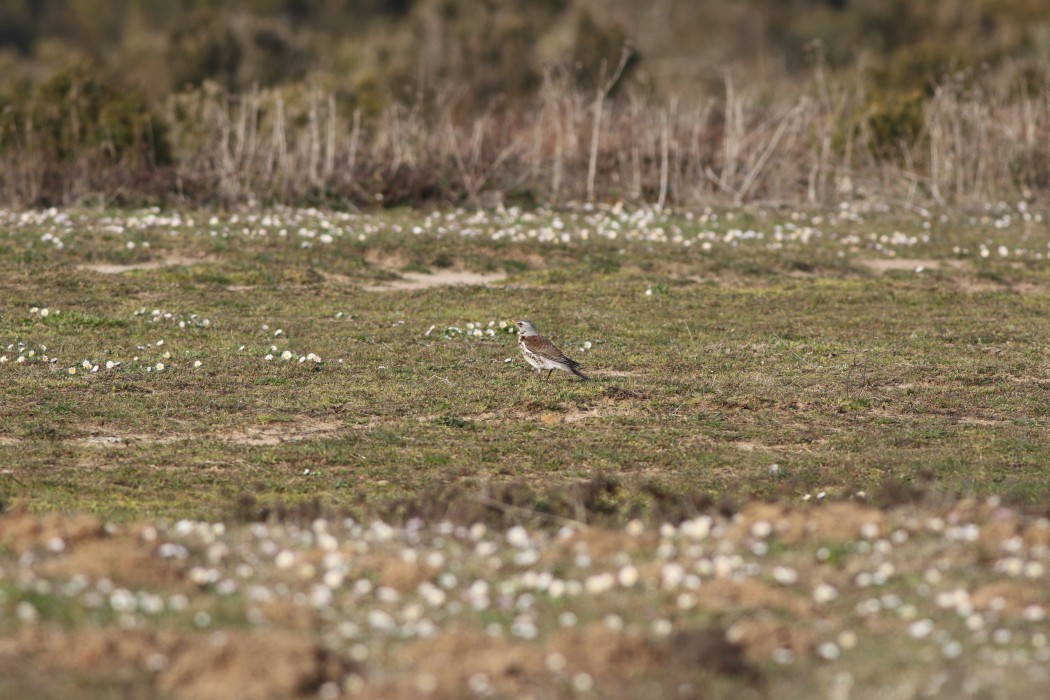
(511, 319, 518, 324)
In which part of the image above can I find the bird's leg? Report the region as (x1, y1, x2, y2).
(546, 369, 554, 380)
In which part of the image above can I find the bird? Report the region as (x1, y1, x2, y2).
(513, 319, 590, 381)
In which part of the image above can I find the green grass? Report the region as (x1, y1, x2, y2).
(2, 204, 1050, 520)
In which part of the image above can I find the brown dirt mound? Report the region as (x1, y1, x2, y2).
(0, 510, 107, 555)
(379, 623, 758, 699)
(0, 510, 187, 590)
(728, 501, 886, 544)
(7, 627, 351, 700)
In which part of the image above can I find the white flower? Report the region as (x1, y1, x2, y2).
(908, 619, 934, 639)
(106, 361, 116, 369)
(571, 673, 594, 692)
(817, 642, 840, 660)
(40, 308, 50, 317)
(155, 363, 164, 371)
(813, 583, 838, 603)
(281, 351, 292, 360)
(618, 565, 639, 587)
(68, 367, 76, 374)
(264, 354, 274, 361)
(773, 566, 798, 585)
(193, 360, 202, 368)
(506, 525, 530, 548)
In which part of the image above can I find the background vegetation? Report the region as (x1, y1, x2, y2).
(2, 1, 1050, 208)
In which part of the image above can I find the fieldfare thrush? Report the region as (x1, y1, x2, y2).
(513, 319, 590, 381)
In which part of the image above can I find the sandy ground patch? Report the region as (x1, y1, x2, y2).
(78, 256, 217, 274)
(363, 269, 507, 292)
(75, 417, 343, 447)
(854, 257, 948, 274)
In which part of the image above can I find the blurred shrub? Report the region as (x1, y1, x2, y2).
(168, 12, 310, 91)
(868, 42, 965, 96)
(407, 0, 635, 103)
(0, 62, 173, 205)
(0, 64, 170, 165)
(570, 7, 639, 90)
(863, 89, 925, 159)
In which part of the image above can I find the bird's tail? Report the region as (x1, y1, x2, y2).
(570, 366, 591, 381)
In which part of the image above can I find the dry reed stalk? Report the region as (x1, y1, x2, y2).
(307, 90, 321, 185)
(735, 101, 805, 204)
(323, 93, 336, 182)
(586, 47, 632, 202)
(348, 108, 361, 175)
(271, 94, 288, 182)
(552, 91, 565, 201)
(657, 105, 669, 208)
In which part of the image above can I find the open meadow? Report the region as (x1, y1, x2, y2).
(2, 201, 1050, 699)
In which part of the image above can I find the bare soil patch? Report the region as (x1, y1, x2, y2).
(75, 417, 343, 447)
(218, 418, 343, 446)
(854, 257, 965, 274)
(78, 256, 216, 274)
(363, 269, 507, 292)
(732, 439, 826, 453)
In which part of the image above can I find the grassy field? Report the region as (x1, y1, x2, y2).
(2, 202, 1050, 519)
(2, 201, 1050, 699)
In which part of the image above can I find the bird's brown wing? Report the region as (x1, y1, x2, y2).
(522, 334, 579, 367)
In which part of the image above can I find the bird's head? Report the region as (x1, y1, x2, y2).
(513, 319, 538, 336)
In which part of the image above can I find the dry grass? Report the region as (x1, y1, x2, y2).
(2, 65, 1050, 210)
